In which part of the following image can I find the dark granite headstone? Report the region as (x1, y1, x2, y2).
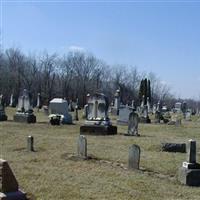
(178, 139, 200, 186)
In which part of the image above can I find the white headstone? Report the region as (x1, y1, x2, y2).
(77, 135, 87, 158)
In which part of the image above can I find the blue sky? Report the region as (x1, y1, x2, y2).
(2, 1, 200, 99)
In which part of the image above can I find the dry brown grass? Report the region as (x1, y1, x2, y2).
(1, 108, 200, 199)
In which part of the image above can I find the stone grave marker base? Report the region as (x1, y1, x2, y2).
(13, 114, 36, 123)
(80, 125, 117, 135)
(179, 166, 200, 186)
(0, 190, 26, 200)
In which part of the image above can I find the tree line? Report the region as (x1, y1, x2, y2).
(0, 47, 199, 110)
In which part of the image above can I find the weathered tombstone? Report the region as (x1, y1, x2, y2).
(77, 135, 87, 159)
(111, 89, 120, 115)
(49, 98, 72, 125)
(82, 104, 88, 119)
(154, 102, 169, 124)
(179, 139, 200, 186)
(0, 95, 7, 121)
(74, 98, 81, 109)
(80, 93, 117, 135)
(68, 100, 74, 112)
(175, 118, 182, 127)
(131, 100, 135, 109)
(125, 112, 139, 136)
(9, 94, 15, 107)
(147, 97, 151, 113)
(152, 104, 157, 114)
(140, 105, 151, 123)
(36, 93, 42, 111)
(74, 105, 79, 121)
(140, 95, 145, 108)
(117, 106, 133, 125)
(13, 89, 36, 123)
(0, 159, 27, 199)
(161, 143, 186, 153)
(185, 111, 192, 121)
(27, 136, 34, 152)
(182, 101, 187, 119)
(175, 102, 182, 113)
(128, 145, 140, 170)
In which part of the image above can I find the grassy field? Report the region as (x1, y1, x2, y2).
(1, 108, 200, 200)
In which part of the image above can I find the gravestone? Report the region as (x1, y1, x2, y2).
(140, 105, 151, 123)
(182, 101, 187, 119)
(179, 139, 200, 186)
(117, 106, 134, 125)
(82, 104, 88, 119)
(36, 93, 42, 110)
(80, 93, 117, 135)
(27, 136, 34, 152)
(185, 111, 192, 121)
(147, 97, 151, 113)
(74, 105, 79, 121)
(68, 100, 74, 112)
(140, 95, 145, 108)
(77, 135, 87, 159)
(175, 118, 182, 127)
(111, 89, 120, 115)
(161, 143, 186, 153)
(0, 95, 7, 121)
(125, 112, 139, 136)
(175, 102, 182, 113)
(9, 94, 15, 107)
(128, 145, 140, 170)
(13, 89, 36, 123)
(49, 98, 72, 125)
(0, 159, 26, 199)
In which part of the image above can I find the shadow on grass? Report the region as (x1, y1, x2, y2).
(61, 153, 101, 162)
(13, 147, 46, 152)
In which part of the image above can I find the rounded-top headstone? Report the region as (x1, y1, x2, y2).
(128, 144, 140, 170)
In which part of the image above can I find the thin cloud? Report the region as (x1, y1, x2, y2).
(68, 45, 85, 52)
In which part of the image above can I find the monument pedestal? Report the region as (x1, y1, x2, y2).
(179, 164, 200, 186)
(13, 113, 36, 123)
(80, 124, 117, 135)
(0, 190, 26, 200)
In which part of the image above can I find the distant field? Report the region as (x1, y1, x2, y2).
(1, 108, 200, 200)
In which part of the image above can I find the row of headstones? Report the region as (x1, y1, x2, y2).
(1, 137, 199, 200)
(26, 134, 200, 186)
(78, 136, 200, 186)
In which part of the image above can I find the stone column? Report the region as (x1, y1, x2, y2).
(74, 106, 79, 121)
(27, 136, 34, 152)
(187, 139, 196, 163)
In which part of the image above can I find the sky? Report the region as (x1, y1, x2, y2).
(1, 0, 200, 99)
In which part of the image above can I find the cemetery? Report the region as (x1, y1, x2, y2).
(1, 99, 200, 199)
(1, 2, 200, 199)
